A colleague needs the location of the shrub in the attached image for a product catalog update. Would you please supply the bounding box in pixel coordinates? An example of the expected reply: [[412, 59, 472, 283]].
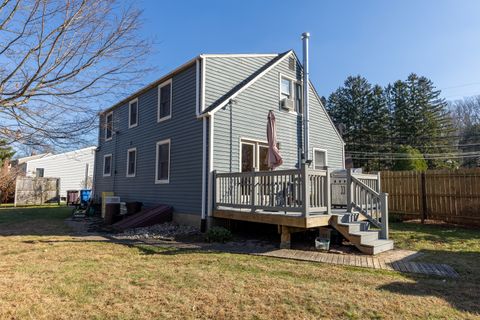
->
[[205, 226, 233, 243], [393, 145, 428, 171]]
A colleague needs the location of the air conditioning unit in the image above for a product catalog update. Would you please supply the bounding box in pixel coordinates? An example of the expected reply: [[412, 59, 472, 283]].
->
[[280, 98, 295, 111]]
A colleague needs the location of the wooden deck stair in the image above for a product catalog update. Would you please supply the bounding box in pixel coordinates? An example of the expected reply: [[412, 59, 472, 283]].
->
[[330, 213, 394, 255]]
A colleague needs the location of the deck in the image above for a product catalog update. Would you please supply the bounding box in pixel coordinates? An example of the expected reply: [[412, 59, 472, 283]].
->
[[213, 167, 391, 254]]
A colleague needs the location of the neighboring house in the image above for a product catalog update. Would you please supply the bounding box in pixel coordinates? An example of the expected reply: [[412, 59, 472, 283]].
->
[[93, 48, 392, 254], [25, 147, 95, 199], [9, 153, 52, 174]]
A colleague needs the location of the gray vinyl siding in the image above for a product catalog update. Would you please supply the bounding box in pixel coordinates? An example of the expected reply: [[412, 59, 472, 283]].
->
[[94, 65, 203, 214], [204, 56, 276, 107], [211, 54, 344, 173]]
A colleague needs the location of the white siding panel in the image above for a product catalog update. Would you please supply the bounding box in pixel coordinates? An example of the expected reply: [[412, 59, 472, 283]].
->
[[25, 147, 96, 197]]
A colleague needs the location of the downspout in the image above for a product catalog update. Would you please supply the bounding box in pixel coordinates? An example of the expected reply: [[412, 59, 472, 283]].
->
[[201, 117, 207, 231], [302, 32, 311, 164], [207, 114, 214, 218]]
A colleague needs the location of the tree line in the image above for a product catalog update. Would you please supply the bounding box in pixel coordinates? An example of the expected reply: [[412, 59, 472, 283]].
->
[[324, 74, 480, 171]]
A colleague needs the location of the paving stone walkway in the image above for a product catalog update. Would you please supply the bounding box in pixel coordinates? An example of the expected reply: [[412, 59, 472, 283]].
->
[[116, 237, 460, 278]]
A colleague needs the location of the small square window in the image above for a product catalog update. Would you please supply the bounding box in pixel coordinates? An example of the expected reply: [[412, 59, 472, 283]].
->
[[103, 154, 112, 177], [129, 99, 138, 128], [35, 168, 44, 177], [281, 78, 292, 98], [314, 149, 327, 170], [126, 148, 136, 177]]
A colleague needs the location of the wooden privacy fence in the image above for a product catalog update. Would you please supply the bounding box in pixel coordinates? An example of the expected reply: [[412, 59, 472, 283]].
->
[[14, 176, 60, 206], [381, 169, 480, 226]]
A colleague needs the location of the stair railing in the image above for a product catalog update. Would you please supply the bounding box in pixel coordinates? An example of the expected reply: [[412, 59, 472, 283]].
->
[[346, 170, 389, 239]]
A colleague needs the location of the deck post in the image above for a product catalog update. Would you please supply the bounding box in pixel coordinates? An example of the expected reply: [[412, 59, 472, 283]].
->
[[250, 168, 256, 213], [212, 170, 217, 211], [279, 225, 291, 249], [380, 192, 389, 239], [325, 167, 331, 215], [301, 164, 309, 217], [376, 171, 381, 192], [346, 169, 353, 212]]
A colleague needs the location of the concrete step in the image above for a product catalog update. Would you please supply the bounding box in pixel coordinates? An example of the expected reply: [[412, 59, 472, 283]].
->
[[359, 239, 395, 255], [349, 230, 380, 244], [330, 214, 394, 255]]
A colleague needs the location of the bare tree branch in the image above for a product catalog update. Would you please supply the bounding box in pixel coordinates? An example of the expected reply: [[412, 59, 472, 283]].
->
[[0, 0, 154, 150]]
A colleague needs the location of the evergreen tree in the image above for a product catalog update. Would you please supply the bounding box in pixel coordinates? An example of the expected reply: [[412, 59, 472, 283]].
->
[[363, 85, 391, 171], [0, 140, 14, 167], [390, 74, 455, 168], [326, 76, 373, 168]]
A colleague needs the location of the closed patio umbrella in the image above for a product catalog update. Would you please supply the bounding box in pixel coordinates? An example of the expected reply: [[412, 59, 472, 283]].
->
[[266, 110, 283, 169]]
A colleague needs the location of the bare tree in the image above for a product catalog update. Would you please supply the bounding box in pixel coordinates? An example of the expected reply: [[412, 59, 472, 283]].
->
[[0, 0, 152, 148], [450, 95, 480, 130]]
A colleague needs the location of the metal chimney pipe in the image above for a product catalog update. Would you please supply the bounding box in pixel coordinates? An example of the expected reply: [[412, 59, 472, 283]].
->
[[302, 32, 310, 163]]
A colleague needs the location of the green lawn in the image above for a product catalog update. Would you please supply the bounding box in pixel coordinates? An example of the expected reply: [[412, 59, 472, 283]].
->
[[0, 207, 479, 319]]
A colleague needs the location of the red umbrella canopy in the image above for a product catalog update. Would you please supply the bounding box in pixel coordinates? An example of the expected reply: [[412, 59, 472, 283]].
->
[[266, 110, 283, 169]]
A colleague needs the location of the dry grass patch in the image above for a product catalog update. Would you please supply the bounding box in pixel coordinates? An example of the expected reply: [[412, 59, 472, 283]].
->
[[0, 207, 479, 319]]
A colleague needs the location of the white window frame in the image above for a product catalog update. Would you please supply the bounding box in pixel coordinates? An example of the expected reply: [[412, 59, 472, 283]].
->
[[239, 138, 277, 172], [155, 139, 171, 184], [126, 147, 137, 178], [279, 75, 293, 99], [128, 98, 138, 129], [105, 111, 113, 141], [103, 154, 112, 177], [157, 79, 172, 122], [313, 148, 328, 169]]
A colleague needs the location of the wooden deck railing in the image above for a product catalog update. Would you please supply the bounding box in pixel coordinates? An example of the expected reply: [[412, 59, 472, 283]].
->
[[214, 166, 331, 217], [347, 170, 389, 239]]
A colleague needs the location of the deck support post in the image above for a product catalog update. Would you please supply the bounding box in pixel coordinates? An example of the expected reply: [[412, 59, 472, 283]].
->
[[280, 225, 291, 249], [380, 192, 389, 239], [346, 169, 353, 212], [250, 168, 256, 213], [325, 167, 331, 215], [301, 164, 309, 217]]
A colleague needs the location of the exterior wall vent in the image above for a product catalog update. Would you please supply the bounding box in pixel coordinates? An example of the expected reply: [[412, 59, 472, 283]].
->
[[288, 57, 295, 71]]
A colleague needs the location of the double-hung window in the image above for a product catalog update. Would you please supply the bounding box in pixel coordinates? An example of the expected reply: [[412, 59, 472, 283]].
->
[[105, 111, 113, 141], [158, 79, 172, 122], [280, 77, 292, 99], [155, 139, 170, 183], [126, 148, 137, 177], [103, 154, 112, 177], [129, 99, 138, 128]]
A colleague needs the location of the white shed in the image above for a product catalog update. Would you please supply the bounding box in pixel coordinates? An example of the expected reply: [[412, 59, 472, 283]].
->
[[25, 146, 96, 199]]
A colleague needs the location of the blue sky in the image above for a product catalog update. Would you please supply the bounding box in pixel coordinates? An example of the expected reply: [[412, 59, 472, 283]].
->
[[138, 0, 480, 100]]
